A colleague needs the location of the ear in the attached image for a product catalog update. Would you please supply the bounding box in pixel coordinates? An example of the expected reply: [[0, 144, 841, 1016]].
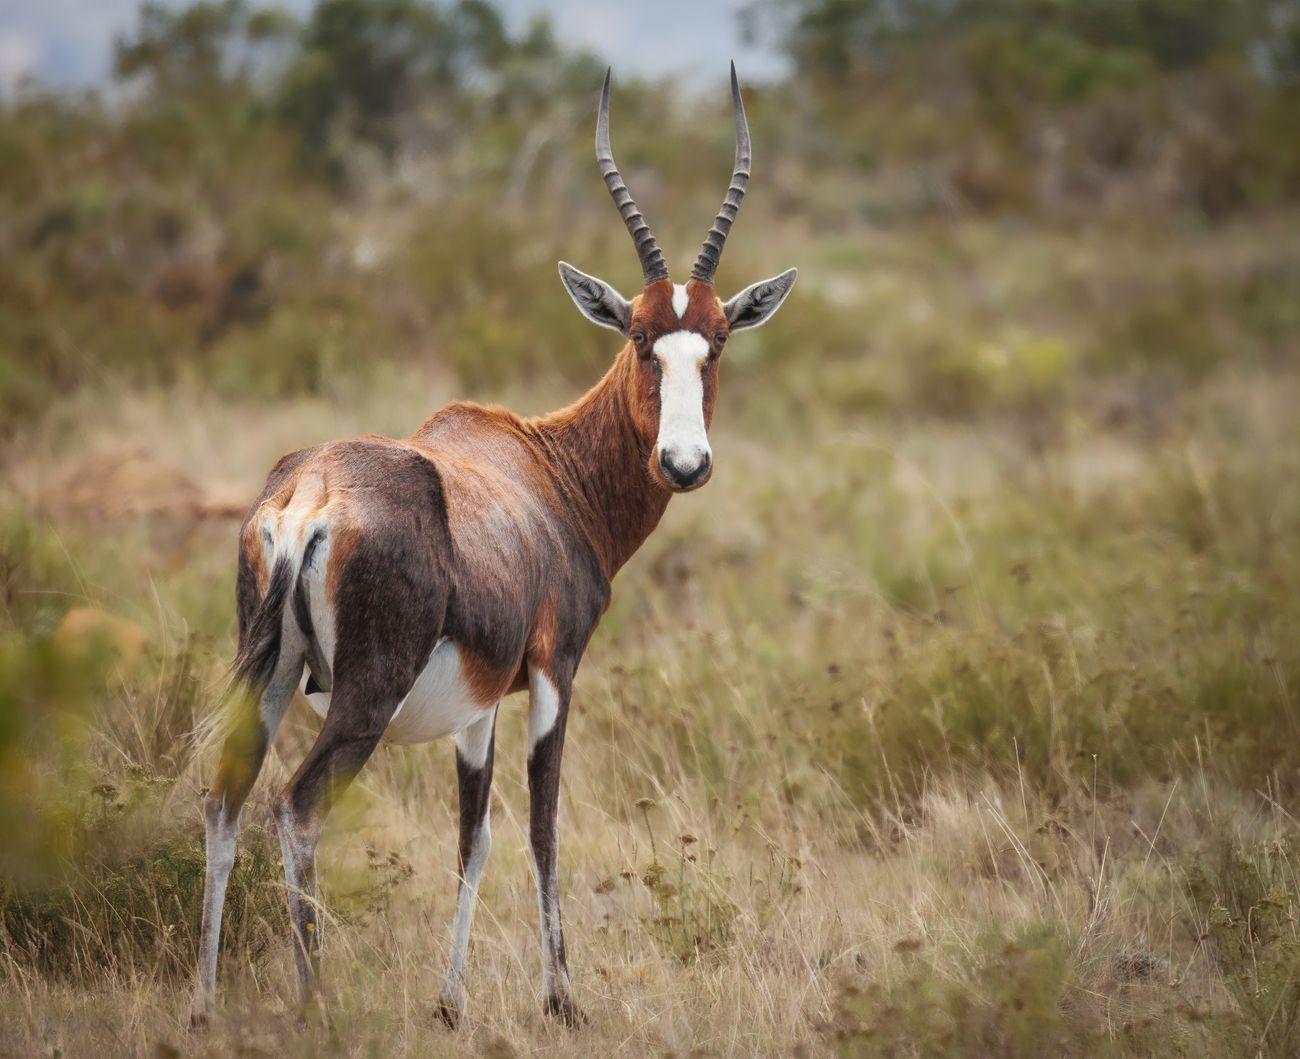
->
[[558, 261, 632, 334], [723, 268, 798, 331]]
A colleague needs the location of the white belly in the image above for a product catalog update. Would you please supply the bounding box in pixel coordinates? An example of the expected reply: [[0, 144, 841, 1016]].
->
[[304, 638, 490, 745]]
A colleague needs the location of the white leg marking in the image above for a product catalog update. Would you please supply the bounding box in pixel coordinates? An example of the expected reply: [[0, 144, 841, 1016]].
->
[[528, 847, 572, 1000], [274, 796, 325, 1000], [191, 669, 298, 1025], [191, 799, 239, 1022], [439, 707, 497, 1023], [456, 703, 496, 769], [444, 813, 490, 985], [530, 848, 554, 995], [528, 668, 560, 752]]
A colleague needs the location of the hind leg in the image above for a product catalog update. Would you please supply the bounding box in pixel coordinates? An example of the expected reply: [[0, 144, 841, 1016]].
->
[[191, 665, 299, 1026], [273, 681, 402, 1006], [272, 472, 448, 1006], [527, 663, 584, 1024], [437, 706, 498, 1026]]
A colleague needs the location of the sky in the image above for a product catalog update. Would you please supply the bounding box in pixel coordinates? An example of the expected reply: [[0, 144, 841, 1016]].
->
[[0, 0, 788, 94]]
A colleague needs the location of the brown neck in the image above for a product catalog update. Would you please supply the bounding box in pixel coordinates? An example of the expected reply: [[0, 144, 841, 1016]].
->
[[531, 345, 670, 579]]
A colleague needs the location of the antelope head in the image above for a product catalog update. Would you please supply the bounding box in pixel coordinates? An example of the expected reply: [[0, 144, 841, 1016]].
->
[[560, 64, 797, 493]]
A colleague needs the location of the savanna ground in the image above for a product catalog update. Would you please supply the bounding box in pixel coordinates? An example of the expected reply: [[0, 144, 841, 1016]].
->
[[4, 2, 1300, 1056]]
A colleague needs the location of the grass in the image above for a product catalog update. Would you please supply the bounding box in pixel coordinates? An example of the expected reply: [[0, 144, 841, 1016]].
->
[[2, 208, 1300, 1056]]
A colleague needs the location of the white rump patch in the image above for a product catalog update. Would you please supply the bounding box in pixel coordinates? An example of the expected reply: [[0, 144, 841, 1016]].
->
[[653, 330, 711, 468], [383, 639, 491, 744], [672, 283, 689, 318], [297, 531, 335, 690]]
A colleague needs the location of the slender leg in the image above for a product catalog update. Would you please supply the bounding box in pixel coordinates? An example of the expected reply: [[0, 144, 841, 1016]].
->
[[190, 663, 298, 1027], [527, 665, 584, 1025], [437, 706, 498, 1027], [273, 684, 398, 1007]]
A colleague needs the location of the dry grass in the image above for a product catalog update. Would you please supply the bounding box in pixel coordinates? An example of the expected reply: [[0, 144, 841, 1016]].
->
[[4, 11, 1299, 1046], [3, 217, 1300, 1055], [2, 754, 1292, 1057]]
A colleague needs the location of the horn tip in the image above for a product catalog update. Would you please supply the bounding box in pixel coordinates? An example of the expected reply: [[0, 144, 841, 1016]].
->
[[597, 68, 611, 146], [730, 62, 744, 110]]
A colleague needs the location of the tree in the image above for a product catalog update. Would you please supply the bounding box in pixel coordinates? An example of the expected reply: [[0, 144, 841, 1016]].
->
[[114, 0, 295, 97]]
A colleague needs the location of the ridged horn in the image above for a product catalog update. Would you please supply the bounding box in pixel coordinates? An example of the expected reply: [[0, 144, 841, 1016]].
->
[[690, 61, 750, 285], [596, 68, 669, 284]]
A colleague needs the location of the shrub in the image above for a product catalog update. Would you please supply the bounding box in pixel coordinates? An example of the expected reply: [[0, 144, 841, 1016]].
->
[[1186, 836, 1300, 1057], [0, 775, 285, 979]]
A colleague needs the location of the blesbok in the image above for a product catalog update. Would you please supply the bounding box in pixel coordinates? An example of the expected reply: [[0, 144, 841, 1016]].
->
[[190, 63, 796, 1028]]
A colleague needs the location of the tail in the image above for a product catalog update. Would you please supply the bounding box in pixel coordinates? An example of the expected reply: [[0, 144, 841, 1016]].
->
[[201, 543, 310, 762], [231, 554, 297, 696], [207, 472, 329, 761]]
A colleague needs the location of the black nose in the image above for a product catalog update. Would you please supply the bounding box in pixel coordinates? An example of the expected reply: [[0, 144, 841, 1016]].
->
[[659, 450, 711, 489]]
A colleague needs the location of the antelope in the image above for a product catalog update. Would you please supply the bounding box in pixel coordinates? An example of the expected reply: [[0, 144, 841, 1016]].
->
[[190, 63, 796, 1029]]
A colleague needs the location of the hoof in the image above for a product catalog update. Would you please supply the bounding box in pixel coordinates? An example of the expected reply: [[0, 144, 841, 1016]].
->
[[436, 997, 462, 1030], [296, 991, 332, 1032], [543, 993, 588, 1028], [436, 981, 466, 1029], [188, 995, 211, 1031]]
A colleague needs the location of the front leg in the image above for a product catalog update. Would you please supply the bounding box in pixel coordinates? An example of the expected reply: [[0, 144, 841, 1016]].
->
[[437, 705, 497, 1027], [527, 664, 584, 1025]]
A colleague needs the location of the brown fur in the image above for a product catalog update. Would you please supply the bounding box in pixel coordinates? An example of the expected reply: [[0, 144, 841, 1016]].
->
[[232, 295, 723, 716], [222, 277, 735, 921]]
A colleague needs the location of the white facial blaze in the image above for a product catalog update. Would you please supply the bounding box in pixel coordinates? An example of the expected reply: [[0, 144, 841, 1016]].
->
[[653, 330, 711, 475]]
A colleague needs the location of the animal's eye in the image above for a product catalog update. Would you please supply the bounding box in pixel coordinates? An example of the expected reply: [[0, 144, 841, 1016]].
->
[[712, 331, 728, 350]]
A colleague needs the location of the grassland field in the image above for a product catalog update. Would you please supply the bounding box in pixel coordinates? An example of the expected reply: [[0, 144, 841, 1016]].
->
[[2, 209, 1300, 1057]]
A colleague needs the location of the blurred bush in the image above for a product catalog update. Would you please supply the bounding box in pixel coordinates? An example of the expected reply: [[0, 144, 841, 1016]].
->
[[0, 777, 285, 979], [1186, 835, 1300, 1056], [827, 922, 1083, 1056], [744, 0, 1300, 218], [0, 507, 277, 989], [2, 0, 1297, 432], [585, 392, 1300, 816]]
